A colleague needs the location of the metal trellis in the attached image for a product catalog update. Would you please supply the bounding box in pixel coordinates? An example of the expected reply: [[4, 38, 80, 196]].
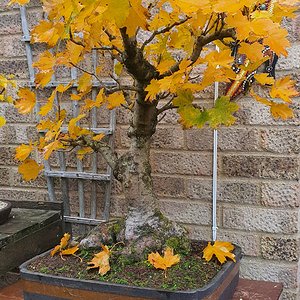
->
[[20, 6, 116, 227]]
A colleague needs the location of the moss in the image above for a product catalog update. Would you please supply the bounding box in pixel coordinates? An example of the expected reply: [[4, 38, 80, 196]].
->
[[165, 235, 191, 256], [109, 218, 125, 242]]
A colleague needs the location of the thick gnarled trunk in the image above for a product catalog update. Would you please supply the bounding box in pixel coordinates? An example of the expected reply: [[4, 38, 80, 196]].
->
[[81, 95, 188, 256]]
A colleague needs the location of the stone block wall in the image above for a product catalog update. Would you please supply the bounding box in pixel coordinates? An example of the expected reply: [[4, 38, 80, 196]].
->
[[0, 3, 299, 299]]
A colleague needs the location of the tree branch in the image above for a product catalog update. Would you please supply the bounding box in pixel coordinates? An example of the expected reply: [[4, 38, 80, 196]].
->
[[70, 62, 103, 84], [159, 27, 236, 79], [141, 17, 191, 52], [120, 27, 158, 85], [80, 136, 118, 170]]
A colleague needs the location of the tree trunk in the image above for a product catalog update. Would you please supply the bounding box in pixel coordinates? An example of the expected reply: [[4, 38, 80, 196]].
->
[[81, 97, 189, 256]]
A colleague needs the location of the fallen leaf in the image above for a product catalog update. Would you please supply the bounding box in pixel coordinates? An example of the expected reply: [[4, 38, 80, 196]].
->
[[203, 241, 236, 264], [87, 245, 111, 276], [50, 233, 79, 259], [148, 247, 180, 276]]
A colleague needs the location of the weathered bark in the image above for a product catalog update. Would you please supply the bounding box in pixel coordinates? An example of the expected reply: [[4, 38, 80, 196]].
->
[[81, 97, 188, 256], [114, 99, 159, 240]]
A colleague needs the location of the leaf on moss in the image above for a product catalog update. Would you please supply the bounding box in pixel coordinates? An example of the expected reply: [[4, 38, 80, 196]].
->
[[87, 245, 111, 276], [148, 247, 180, 274]]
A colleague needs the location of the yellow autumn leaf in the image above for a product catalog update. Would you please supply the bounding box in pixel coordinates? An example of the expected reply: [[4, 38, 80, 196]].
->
[[77, 147, 93, 160], [39, 91, 56, 116], [78, 73, 92, 94], [51, 233, 70, 256], [31, 21, 65, 47], [0, 116, 6, 128], [270, 103, 294, 120], [87, 245, 111, 276], [43, 140, 64, 160], [239, 42, 264, 62], [148, 247, 180, 273], [14, 88, 36, 114], [204, 49, 234, 69], [50, 233, 79, 259], [104, 0, 130, 28], [203, 241, 236, 264], [263, 27, 290, 57], [124, 0, 149, 36], [270, 76, 299, 103], [35, 71, 54, 88], [254, 73, 275, 86], [250, 89, 271, 106], [145, 79, 161, 102], [61, 245, 79, 256], [18, 159, 43, 181], [107, 92, 126, 109], [15, 143, 34, 161], [33, 51, 56, 72], [68, 114, 87, 139], [93, 133, 105, 141], [8, 0, 30, 5], [65, 41, 84, 65], [114, 62, 123, 76]]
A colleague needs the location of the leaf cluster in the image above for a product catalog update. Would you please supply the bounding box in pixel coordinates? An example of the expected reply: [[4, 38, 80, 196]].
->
[[5, 0, 299, 180]]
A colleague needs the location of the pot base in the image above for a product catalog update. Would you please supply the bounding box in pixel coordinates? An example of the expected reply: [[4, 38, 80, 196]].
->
[[21, 246, 241, 300]]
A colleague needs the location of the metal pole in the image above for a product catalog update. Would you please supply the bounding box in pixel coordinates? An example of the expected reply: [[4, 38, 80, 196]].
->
[[212, 46, 220, 241]]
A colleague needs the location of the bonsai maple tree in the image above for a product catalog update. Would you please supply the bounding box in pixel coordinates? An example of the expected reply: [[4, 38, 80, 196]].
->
[[9, 0, 299, 254]]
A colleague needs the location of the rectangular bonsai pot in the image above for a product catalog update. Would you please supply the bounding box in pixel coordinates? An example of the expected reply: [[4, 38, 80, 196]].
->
[[20, 245, 242, 300]]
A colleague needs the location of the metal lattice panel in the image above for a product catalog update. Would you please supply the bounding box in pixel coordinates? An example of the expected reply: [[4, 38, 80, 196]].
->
[[20, 6, 116, 226]]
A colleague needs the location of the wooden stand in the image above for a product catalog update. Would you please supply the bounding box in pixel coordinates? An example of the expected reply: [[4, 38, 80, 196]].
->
[[0, 201, 63, 275]]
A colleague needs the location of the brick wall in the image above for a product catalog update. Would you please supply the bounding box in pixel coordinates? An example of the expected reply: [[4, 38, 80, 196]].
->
[[0, 3, 299, 299]]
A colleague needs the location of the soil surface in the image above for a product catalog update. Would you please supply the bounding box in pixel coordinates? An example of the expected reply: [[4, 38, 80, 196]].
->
[[28, 241, 222, 291]]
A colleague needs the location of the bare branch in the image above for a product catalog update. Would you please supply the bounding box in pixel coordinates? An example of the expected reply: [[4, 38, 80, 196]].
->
[[94, 45, 123, 55], [141, 17, 191, 52], [76, 135, 118, 170], [107, 86, 140, 94], [157, 96, 177, 115], [70, 62, 103, 84]]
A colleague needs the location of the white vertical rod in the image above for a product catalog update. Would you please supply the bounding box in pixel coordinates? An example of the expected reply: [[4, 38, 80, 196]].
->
[[212, 46, 220, 242]]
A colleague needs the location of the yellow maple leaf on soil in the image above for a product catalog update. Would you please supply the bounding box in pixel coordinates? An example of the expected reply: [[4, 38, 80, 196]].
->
[[87, 245, 111, 276], [51, 233, 79, 259], [18, 159, 43, 181], [203, 241, 236, 264], [148, 247, 180, 277]]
